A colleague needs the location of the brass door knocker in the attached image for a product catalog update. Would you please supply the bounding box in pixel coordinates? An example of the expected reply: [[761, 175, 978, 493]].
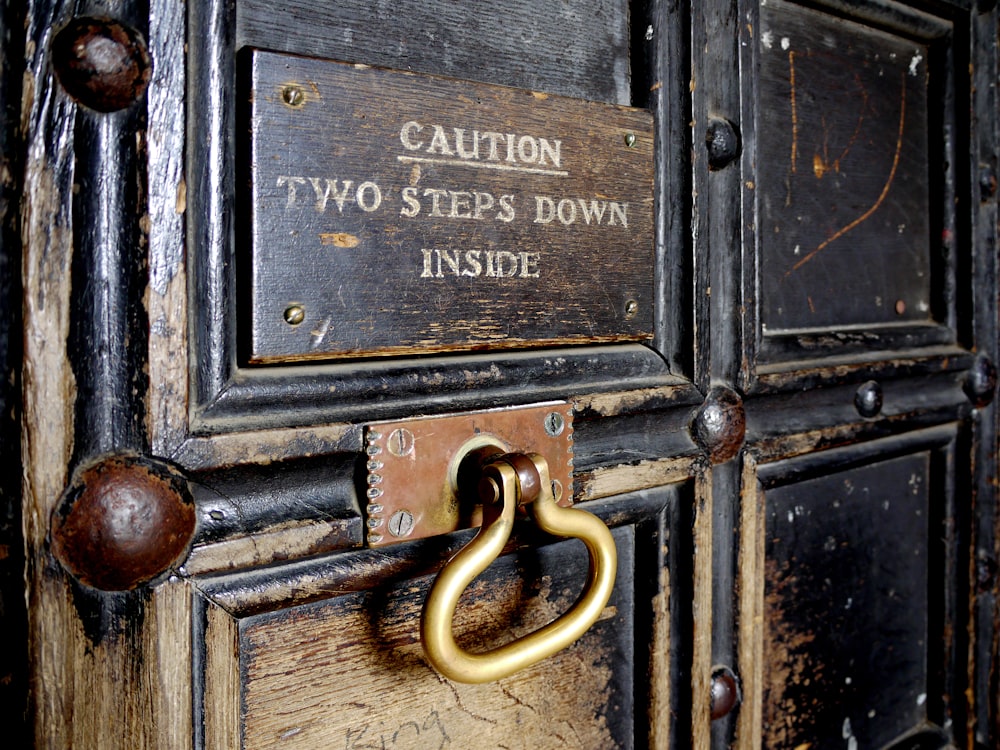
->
[[421, 452, 617, 683]]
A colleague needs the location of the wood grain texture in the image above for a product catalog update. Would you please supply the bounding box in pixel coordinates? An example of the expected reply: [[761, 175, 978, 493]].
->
[[691, 469, 713, 750], [236, 531, 636, 749], [736, 454, 763, 750], [145, 0, 188, 415], [204, 600, 240, 750], [236, 0, 632, 106]]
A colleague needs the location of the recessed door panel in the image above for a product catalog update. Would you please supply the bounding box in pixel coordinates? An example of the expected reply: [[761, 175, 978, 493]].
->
[[761, 451, 943, 748], [758, 0, 932, 333]]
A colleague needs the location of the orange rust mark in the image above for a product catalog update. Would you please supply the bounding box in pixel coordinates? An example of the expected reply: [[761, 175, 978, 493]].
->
[[320, 233, 360, 248], [813, 74, 871, 180], [788, 52, 799, 174], [812, 153, 827, 179], [807, 296, 815, 314], [786, 72, 907, 277]]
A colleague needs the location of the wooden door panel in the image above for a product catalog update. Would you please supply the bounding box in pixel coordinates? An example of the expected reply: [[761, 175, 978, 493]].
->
[[195, 490, 684, 749], [758, 0, 934, 334], [11, 0, 998, 747], [759, 439, 952, 749]]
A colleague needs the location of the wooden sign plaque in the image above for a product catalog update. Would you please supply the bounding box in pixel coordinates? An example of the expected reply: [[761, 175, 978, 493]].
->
[[246, 50, 654, 362]]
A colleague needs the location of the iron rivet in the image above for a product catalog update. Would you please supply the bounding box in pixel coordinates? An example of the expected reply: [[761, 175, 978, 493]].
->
[[544, 411, 566, 437], [964, 354, 998, 407], [710, 667, 741, 720], [625, 299, 639, 318], [51, 17, 151, 112], [50, 455, 195, 591], [624, 132, 637, 148], [282, 85, 305, 107], [388, 509, 415, 538], [284, 304, 305, 325], [854, 380, 883, 418], [690, 387, 746, 464], [705, 118, 741, 171], [980, 166, 998, 201]]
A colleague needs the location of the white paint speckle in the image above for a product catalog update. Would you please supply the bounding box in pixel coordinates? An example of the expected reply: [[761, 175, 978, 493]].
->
[[645, 25, 654, 41], [909, 53, 923, 76], [917, 693, 927, 706], [868, 709, 877, 718], [781, 37, 791, 51], [762, 31, 774, 49], [787, 510, 795, 523], [845, 597, 853, 609], [793, 244, 801, 255], [842, 718, 853, 739], [898, 224, 907, 233], [918, 300, 929, 312], [848, 738, 858, 750], [845, 676, 853, 684]]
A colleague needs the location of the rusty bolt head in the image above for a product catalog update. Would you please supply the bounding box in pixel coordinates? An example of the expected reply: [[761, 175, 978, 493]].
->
[[980, 166, 998, 201], [51, 17, 151, 112], [854, 380, 884, 418], [964, 354, 997, 408], [710, 667, 741, 720], [705, 118, 741, 171], [690, 386, 746, 464], [51, 455, 195, 591]]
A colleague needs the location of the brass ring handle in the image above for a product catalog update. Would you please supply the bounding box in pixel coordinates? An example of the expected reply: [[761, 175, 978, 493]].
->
[[421, 453, 617, 683]]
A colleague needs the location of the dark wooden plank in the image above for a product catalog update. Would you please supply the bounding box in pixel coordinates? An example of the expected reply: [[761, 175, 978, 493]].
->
[[236, 0, 632, 106], [758, 0, 934, 333], [0, 0, 26, 743], [762, 452, 940, 748], [246, 51, 655, 362]]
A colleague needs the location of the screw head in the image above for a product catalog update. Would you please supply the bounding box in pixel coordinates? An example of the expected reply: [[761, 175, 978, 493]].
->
[[283, 304, 305, 325], [386, 428, 415, 457], [282, 85, 305, 107], [544, 411, 566, 437], [623, 132, 637, 148], [625, 299, 639, 318], [388, 509, 415, 538]]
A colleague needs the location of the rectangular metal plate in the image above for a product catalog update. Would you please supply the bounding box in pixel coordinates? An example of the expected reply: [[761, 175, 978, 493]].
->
[[363, 403, 574, 547], [246, 50, 654, 362]]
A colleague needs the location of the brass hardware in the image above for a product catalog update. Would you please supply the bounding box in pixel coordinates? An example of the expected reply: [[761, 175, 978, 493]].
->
[[364, 403, 574, 547], [421, 452, 617, 683]]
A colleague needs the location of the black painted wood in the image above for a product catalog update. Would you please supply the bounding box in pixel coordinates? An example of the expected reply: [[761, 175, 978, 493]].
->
[[236, 0, 633, 106], [760, 447, 951, 748], [0, 0, 26, 743]]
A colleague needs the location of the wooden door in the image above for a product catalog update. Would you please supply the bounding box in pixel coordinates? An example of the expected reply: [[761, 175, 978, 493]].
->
[[6, 0, 999, 748]]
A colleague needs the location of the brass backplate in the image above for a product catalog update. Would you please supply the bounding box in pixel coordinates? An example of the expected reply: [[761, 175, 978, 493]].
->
[[363, 402, 574, 547]]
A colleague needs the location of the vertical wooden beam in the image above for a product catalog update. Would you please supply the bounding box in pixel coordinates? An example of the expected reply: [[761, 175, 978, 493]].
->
[[736, 453, 763, 750], [692, 466, 713, 750]]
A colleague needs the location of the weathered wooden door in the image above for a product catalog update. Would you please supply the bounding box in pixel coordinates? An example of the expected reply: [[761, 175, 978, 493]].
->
[[5, 0, 999, 748]]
